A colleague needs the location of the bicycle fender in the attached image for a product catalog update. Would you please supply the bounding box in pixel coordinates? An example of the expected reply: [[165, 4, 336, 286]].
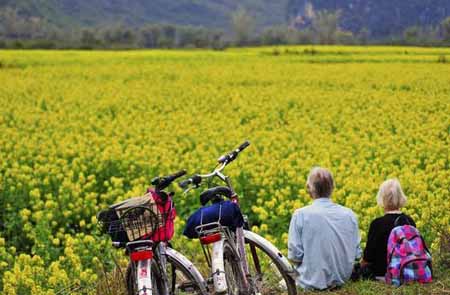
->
[[137, 259, 153, 295], [165, 247, 209, 294], [243, 230, 297, 279], [211, 239, 228, 293]]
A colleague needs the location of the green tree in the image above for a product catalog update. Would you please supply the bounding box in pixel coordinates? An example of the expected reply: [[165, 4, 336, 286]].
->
[[231, 8, 255, 46], [261, 26, 288, 45], [358, 28, 370, 45], [80, 29, 101, 48], [442, 17, 450, 42], [404, 26, 421, 44], [139, 24, 161, 48], [311, 10, 341, 44], [403, 25, 439, 46], [336, 30, 355, 45]]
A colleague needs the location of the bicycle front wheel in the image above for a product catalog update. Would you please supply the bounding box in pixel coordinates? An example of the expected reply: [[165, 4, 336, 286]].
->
[[244, 231, 297, 295], [165, 247, 208, 295]]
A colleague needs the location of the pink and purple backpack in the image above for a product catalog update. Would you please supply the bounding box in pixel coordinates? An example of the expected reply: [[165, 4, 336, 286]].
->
[[385, 217, 432, 286]]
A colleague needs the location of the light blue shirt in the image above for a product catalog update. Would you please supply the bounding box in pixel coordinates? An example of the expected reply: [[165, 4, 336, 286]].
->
[[288, 198, 361, 290]]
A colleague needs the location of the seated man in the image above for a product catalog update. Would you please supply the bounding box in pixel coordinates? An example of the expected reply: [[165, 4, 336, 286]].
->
[[288, 167, 361, 290]]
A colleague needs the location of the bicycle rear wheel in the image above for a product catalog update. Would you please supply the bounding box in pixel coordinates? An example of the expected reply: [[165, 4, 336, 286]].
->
[[126, 248, 207, 295], [244, 232, 297, 295], [223, 241, 247, 295], [126, 260, 166, 295]]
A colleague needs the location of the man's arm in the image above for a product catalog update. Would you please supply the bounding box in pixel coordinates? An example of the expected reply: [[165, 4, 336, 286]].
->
[[288, 211, 304, 266], [362, 220, 377, 264], [352, 212, 362, 261]]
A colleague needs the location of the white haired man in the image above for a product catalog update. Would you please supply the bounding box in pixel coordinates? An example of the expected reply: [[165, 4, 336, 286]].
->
[[288, 167, 361, 290]]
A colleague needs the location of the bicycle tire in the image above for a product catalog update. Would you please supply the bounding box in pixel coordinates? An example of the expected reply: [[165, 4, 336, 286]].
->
[[223, 241, 247, 295], [244, 233, 297, 295], [126, 260, 167, 295], [165, 248, 208, 295], [126, 250, 207, 295]]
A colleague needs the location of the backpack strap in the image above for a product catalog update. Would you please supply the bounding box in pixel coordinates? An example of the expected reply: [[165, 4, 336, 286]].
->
[[394, 214, 411, 227], [419, 235, 433, 276]]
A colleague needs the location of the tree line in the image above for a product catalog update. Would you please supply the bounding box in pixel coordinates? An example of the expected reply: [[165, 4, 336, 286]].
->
[[1, 7, 450, 49]]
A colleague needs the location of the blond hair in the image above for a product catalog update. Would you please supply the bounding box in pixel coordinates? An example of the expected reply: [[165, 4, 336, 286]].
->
[[306, 167, 334, 198], [376, 179, 407, 210]]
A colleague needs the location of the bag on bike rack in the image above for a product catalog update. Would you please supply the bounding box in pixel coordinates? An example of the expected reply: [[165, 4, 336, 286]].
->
[[146, 188, 176, 242], [183, 200, 244, 239]]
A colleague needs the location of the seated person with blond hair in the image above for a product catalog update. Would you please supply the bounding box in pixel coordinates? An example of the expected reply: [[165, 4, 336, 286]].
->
[[288, 167, 361, 290], [361, 179, 415, 280]]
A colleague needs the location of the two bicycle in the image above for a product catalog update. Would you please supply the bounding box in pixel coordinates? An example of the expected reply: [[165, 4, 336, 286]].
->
[[97, 141, 297, 295]]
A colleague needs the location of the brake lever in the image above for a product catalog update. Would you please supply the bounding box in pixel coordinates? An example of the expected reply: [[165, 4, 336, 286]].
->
[[183, 187, 193, 194], [182, 182, 202, 195], [218, 155, 227, 164]]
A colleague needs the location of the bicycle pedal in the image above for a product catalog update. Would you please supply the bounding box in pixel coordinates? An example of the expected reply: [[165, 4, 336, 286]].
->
[[177, 282, 196, 292]]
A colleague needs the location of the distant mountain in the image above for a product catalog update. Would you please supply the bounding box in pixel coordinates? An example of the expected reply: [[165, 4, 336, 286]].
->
[[287, 0, 450, 37], [0, 0, 288, 29], [1, 0, 449, 38]]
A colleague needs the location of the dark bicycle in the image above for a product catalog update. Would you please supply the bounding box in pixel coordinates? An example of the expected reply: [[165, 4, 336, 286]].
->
[[179, 141, 297, 295]]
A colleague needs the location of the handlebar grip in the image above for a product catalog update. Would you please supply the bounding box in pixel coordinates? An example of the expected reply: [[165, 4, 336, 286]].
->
[[238, 140, 250, 152], [192, 175, 202, 185], [179, 174, 202, 189], [155, 169, 187, 191], [217, 155, 227, 164], [172, 170, 187, 179], [179, 179, 192, 189]]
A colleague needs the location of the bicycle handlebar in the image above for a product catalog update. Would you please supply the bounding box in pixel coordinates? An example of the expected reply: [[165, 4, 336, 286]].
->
[[179, 174, 202, 189], [179, 141, 250, 191], [217, 140, 250, 164], [152, 169, 187, 191]]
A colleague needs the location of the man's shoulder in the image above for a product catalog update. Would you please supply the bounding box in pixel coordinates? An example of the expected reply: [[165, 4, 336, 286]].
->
[[294, 204, 314, 215], [334, 203, 358, 218], [292, 205, 316, 220]]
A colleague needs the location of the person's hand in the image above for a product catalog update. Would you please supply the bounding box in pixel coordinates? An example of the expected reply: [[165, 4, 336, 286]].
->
[[360, 259, 369, 267]]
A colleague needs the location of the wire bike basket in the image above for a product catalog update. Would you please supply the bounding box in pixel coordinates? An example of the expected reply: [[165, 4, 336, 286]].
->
[[98, 193, 172, 243]]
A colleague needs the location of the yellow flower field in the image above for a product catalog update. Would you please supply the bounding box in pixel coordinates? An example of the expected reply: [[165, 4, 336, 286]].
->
[[0, 46, 449, 294]]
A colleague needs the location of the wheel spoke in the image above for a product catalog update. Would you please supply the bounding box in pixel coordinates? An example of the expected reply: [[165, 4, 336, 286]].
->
[[244, 240, 295, 295]]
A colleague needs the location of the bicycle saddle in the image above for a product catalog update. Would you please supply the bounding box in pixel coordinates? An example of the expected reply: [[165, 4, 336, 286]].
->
[[200, 186, 233, 206]]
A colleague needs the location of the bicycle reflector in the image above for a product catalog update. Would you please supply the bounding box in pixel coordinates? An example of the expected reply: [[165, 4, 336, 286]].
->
[[130, 250, 153, 261], [199, 233, 222, 245]]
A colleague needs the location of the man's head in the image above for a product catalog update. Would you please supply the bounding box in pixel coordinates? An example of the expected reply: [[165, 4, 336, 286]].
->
[[306, 167, 334, 199]]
